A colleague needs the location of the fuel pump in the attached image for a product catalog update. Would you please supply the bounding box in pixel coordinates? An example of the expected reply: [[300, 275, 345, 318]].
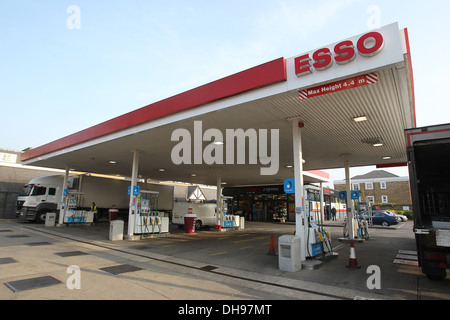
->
[[304, 186, 334, 260], [134, 190, 169, 236], [216, 196, 240, 229]]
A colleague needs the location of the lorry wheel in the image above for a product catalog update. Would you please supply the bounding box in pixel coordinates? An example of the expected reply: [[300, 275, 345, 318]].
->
[[195, 220, 202, 230], [36, 211, 48, 224]]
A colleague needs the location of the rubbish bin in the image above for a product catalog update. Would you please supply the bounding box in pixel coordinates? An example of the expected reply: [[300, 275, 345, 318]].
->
[[108, 206, 119, 222], [278, 235, 302, 272], [45, 212, 56, 227], [184, 213, 196, 234], [109, 220, 124, 241]]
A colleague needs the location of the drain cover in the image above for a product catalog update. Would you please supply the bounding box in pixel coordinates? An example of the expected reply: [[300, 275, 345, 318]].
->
[[199, 265, 218, 271], [25, 242, 53, 246], [4, 276, 62, 293], [55, 251, 89, 257], [0, 258, 17, 265], [100, 264, 143, 275]]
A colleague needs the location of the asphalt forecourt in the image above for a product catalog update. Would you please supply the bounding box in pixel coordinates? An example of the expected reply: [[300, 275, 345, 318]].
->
[[3, 219, 449, 302]]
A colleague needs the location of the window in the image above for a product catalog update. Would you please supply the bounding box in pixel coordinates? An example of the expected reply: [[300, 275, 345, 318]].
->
[[381, 195, 388, 203], [380, 182, 386, 189], [366, 196, 375, 203], [31, 186, 46, 196], [48, 188, 56, 196], [365, 182, 373, 190], [373, 211, 383, 217], [352, 183, 360, 191]]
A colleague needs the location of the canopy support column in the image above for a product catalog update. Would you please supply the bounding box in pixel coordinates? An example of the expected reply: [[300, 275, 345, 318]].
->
[[344, 154, 355, 240], [127, 150, 140, 239], [216, 169, 222, 226], [57, 166, 70, 226], [292, 120, 306, 262]]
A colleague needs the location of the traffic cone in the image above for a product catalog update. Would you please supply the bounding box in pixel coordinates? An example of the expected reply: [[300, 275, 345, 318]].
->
[[268, 234, 276, 255], [346, 241, 361, 269]]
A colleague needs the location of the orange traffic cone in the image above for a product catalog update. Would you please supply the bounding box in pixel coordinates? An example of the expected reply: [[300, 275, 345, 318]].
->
[[268, 234, 276, 255], [346, 241, 361, 269]]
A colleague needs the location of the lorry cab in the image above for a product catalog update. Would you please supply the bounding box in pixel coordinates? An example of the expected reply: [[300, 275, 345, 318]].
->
[[17, 175, 63, 223]]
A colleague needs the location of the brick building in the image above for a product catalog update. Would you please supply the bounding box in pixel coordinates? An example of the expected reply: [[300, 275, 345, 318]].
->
[[334, 170, 412, 209]]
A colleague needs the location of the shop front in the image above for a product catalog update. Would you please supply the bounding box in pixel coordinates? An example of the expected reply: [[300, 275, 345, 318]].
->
[[223, 185, 341, 223]]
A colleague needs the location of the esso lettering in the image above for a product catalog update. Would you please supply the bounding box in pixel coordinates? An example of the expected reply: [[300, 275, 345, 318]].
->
[[312, 48, 333, 71], [356, 31, 384, 57], [334, 40, 356, 65], [295, 31, 384, 77]]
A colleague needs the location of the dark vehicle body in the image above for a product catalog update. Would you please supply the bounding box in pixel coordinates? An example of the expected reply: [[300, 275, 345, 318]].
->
[[406, 124, 450, 280], [359, 210, 398, 227]]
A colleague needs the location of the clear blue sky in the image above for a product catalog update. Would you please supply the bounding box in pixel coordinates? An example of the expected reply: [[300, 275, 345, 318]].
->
[[1, 0, 449, 181]]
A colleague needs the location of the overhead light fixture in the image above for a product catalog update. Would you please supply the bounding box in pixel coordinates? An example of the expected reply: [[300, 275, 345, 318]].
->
[[158, 168, 166, 172], [286, 165, 293, 168], [191, 173, 197, 177], [383, 156, 392, 160], [213, 141, 224, 145], [353, 116, 368, 123], [373, 142, 383, 147], [108, 160, 117, 164], [362, 138, 383, 147]]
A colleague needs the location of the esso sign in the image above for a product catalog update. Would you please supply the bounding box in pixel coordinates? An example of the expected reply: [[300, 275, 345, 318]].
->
[[295, 31, 385, 77]]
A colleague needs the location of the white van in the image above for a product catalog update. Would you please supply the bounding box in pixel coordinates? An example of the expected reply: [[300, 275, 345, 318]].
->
[[172, 200, 217, 229]]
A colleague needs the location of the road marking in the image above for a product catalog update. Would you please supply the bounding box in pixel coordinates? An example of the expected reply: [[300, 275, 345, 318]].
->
[[232, 236, 268, 244], [210, 251, 228, 256], [239, 246, 253, 250], [333, 244, 345, 251]]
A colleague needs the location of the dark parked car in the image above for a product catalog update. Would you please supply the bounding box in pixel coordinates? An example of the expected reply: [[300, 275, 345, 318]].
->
[[359, 210, 399, 227]]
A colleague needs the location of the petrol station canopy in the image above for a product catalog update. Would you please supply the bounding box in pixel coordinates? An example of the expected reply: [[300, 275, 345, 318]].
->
[[21, 23, 415, 187]]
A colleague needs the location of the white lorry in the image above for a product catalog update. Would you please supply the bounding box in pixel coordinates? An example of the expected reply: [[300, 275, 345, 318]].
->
[[16, 174, 173, 223]]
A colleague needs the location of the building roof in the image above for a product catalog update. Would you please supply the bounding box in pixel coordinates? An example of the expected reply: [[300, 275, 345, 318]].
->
[[351, 170, 399, 180]]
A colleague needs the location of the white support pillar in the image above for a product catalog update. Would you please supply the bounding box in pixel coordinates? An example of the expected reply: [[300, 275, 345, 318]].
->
[[344, 155, 355, 239], [216, 169, 222, 226], [127, 150, 140, 239], [57, 166, 70, 226], [292, 120, 306, 262], [320, 182, 324, 223]]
